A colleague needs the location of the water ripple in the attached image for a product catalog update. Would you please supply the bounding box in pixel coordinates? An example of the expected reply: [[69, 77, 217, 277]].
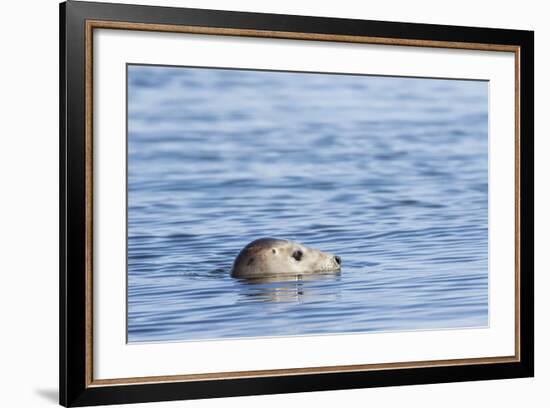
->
[[127, 65, 488, 342]]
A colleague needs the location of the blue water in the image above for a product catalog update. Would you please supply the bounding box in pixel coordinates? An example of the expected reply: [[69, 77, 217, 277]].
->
[[127, 65, 488, 343]]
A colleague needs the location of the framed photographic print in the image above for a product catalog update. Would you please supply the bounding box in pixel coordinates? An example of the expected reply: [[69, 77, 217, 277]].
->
[[59, 0, 534, 406]]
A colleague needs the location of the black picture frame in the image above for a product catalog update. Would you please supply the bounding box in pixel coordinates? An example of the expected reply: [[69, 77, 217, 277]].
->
[[60, 1, 534, 406]]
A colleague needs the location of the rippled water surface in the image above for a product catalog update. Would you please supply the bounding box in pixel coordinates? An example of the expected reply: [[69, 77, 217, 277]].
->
[[127, 65, 488, 343]]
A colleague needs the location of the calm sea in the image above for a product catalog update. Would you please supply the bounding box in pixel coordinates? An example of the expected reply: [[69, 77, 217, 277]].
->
[[127, 65, 488, 343]]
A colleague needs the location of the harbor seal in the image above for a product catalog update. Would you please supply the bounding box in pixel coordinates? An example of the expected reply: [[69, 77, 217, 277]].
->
[[231, 238, 341, 279]]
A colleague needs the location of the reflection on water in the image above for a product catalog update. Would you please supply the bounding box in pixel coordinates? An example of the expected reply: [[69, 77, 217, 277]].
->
[[235, 273, 342, 303], [127, 65, 489, 343]]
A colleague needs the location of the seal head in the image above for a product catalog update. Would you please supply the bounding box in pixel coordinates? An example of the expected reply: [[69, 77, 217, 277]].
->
[[231, 238, 341, 279]]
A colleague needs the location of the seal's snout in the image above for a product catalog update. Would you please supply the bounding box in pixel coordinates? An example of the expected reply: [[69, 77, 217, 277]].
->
[[334, 256, 342, 266]]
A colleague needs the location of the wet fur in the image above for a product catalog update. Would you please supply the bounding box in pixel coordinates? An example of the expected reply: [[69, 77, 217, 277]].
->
[[231, 238, 341, 278]]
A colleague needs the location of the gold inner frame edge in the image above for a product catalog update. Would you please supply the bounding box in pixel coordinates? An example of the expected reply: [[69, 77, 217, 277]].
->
[[84, 19, 521, 388]]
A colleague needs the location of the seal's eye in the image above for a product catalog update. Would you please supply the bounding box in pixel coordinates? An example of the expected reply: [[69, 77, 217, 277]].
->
[[292, 250, 303, 261], [272, 248, 277, 254]]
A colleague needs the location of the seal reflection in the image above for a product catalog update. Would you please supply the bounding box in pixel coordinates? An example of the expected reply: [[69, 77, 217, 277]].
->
[[235, 272, 342, 303]]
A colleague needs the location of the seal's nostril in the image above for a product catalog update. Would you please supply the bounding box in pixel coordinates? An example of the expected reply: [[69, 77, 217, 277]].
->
[[334, 256, 341, 265]]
